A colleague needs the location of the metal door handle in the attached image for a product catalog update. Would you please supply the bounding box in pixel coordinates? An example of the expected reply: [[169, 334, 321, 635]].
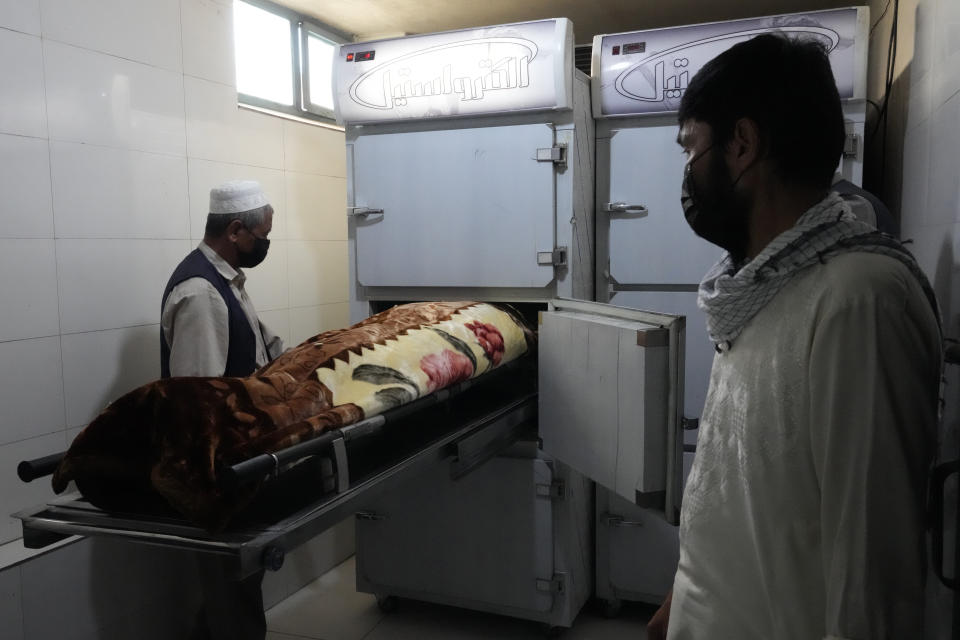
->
[[602, 513, 644, 528], [605, 202, 648, 215], [347, 207, 384, 217]]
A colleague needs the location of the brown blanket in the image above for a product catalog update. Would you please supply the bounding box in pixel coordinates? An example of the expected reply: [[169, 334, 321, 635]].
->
[[52, 302, 535, 530]]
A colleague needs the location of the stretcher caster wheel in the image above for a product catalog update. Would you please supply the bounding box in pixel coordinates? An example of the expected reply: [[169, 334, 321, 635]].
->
[[602, 598, 622, 618], [376, 595, 398, 613]]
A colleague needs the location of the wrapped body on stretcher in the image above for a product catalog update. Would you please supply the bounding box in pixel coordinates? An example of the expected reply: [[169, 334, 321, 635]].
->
[[50, 302, 536, 531]]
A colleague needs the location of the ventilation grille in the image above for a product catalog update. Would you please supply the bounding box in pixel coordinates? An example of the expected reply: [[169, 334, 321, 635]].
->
[[574, 44, 592, 75]]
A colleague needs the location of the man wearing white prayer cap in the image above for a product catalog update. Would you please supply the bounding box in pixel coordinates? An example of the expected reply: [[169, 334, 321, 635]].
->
[[161, 179, 284, 379], [160, 180, 284, 640]]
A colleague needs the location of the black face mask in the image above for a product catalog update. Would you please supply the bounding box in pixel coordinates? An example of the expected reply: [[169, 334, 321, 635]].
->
[[237, 234, 270, 268], [680, 145, 752, 264]]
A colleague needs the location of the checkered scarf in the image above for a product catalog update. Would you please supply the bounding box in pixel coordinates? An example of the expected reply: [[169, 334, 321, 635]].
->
[[698, 192, 939, 349]]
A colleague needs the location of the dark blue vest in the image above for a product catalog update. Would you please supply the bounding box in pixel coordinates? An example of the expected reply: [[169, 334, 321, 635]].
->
[[160, 248, 261, 378]]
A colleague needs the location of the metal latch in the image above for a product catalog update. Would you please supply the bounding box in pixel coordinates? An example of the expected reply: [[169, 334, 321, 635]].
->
[[537, 247, 567, 267], [536, 480, 565, 500], [843, 133, 860, 158], [536, 573, 566, 594], [602, 512, 645, 528], [347, 206, 384, 217], [355, 511, 386, 521], [682, 416, 700, 430], [536, 144, 567, 167], [605, 202, 649, 216]]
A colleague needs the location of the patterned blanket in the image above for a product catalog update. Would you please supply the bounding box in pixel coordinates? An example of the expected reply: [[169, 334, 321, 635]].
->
[[52, 302, 535, 530]]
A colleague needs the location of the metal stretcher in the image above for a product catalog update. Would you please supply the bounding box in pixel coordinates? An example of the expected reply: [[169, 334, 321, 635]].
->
[[15, 357, 537, 580]]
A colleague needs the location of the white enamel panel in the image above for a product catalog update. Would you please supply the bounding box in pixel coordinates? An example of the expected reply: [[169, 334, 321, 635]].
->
[[40, 0, 181, 71], [56, 239, 191, 333], [0, 0, 40, 34], [0, 567, 23, 640], [286, 172, 347, 241], [244, 239, 289, 312], [44, 41, 186, 155], [61, 325, 160, 429], [0, 29, 46, 137], [289, 302, 350, 345], [0, 336, 64, 446], [181, 0, 235, 85], [0, 133, 53, 238], [186, 159, 286, 240], [336, 18, 573, 124], [604, 124, 720, 285], [184, 76, 284, 169], [0, 432, 66, 544], [283, 120, 347, 177], [0, 239, 59, 341], [289, 240, 348, 307], [354, 124, 556, 287], [51, 141, 189, 239]]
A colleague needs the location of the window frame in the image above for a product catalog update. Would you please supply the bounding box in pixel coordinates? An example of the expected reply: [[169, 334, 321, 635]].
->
[[234, 0, 349, 125]]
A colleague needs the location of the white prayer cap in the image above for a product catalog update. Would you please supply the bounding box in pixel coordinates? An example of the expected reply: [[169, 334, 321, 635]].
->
[[209, 180, 270, 215]]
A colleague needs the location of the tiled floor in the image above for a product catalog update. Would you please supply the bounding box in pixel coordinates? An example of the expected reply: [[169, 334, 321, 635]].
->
[[265, 556, 654, 640]]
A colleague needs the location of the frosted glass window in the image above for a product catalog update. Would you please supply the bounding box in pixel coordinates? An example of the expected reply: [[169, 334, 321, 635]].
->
[[307, 34, 336, 111], [234, 0, 294, 106]]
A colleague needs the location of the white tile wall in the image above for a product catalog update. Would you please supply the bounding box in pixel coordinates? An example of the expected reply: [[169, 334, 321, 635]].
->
[[900, 122, 931, 232], [39, 0, 182, 72], [1, 0, 349, 630], [0, 336, 65, 445], [259, 308, 291, 348], [51, 141, 190, 239], [56, 239, 190, 333], [285, 172, 347, 241], [187, 158, 287, 240], [181, 0, 235, 86], [926, 94, 960, 227], [0, 29, 46, 138], [0, 432, 66, 543], [288, 241, 348, 308], [290, 303, 350, 345], [184, 76, 284, 168], [0, 566, 23, 640], [0, 239, 59, 341], [0, 134, 53, 238], [61, 325, 160, 429], [44, 41, 186, 155], [245, 239, 290, 312], [282, 120, 347, 177], [0, 0, 40, 35]]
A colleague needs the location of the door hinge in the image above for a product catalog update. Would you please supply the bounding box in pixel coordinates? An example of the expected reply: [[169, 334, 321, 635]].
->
[[536, 573, 566, 594], [536, 144, 567, 167], [536, 479, 565, 500], [843, 133, 860, 158], [537, 247, 567, 267]]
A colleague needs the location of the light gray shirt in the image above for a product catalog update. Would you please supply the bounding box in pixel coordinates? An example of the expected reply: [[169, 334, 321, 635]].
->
[[161, 242, 284, 377]]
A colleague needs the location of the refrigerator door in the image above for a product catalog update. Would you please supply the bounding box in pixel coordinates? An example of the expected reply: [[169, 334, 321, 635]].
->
[[538, 298, 684, 521], [601, 123, 721, 286], [355, 455, 556, 614], [352, 123, 558, 288]]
